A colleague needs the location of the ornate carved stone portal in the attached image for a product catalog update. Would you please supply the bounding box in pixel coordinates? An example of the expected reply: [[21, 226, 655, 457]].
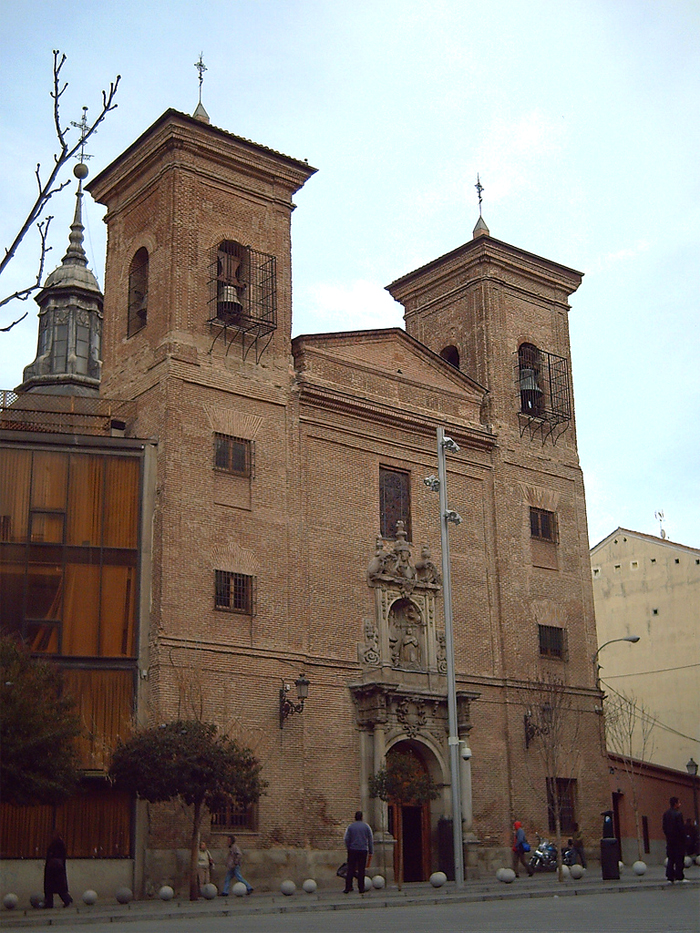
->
[[361, 523, 444, 673]]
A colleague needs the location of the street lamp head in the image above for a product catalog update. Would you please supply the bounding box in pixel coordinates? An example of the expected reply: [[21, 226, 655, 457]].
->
[[441, 436, 460, 453], [625, 636, 641, 644], [687, 758, 698, 778]]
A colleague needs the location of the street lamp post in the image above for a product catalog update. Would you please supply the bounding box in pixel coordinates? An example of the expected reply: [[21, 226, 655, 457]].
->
[[593, 636, 640, 691], [687, 758, 699, 834], [434, 426, 464, 888]]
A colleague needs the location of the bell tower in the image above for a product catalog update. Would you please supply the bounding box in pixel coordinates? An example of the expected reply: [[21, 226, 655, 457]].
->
[[387, 216, 583, 447], [87, 108, 316, 398]]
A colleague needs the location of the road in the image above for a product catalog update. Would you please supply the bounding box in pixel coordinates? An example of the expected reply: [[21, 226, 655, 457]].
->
[[3, 887, 697, 933]]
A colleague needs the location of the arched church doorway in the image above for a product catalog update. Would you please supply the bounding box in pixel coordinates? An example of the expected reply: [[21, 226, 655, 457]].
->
[[386, 742, 433, 882]]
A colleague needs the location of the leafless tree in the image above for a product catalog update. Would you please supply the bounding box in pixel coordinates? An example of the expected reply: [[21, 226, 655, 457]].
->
[[519, 673, 585, 881], [1, 50, 119, 332], [604, 686, 656, 861]]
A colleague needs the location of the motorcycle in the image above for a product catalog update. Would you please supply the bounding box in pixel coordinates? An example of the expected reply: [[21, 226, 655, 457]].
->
[[529, 834, 577, 872]]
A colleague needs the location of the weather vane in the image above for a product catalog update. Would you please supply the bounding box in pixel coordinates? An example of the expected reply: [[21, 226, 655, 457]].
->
[[195, 53, 207, 104], [71, 107, 93, 164], [475, 173, 484, 217]]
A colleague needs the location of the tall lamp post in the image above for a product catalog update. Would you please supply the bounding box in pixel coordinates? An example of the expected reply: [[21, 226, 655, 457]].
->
[[593, 636, 640, 691], [426, 427, 464, 887], [687, 758, 699, 834]]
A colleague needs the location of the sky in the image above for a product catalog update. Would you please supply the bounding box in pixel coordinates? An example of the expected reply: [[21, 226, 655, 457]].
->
[[1, 0, 698, 549]]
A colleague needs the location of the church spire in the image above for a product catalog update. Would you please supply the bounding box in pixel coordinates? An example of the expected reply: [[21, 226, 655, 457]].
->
[[17, 160, 103, 396]]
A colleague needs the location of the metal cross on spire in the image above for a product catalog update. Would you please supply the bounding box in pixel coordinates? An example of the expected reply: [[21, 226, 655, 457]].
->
[[195, 53, 207, 104], [71, 107, 94, 164], [475, 173, 484, 217]]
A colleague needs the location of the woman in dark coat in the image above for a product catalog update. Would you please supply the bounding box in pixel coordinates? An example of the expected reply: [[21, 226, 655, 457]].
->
[[44, 830, 72, 908]]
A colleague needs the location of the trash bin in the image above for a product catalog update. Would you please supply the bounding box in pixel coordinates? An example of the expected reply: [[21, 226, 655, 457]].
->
[[600, 837, 620, 880]]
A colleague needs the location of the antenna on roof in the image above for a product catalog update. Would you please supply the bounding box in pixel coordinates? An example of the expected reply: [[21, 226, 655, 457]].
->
[[654, 510, 667, 539]]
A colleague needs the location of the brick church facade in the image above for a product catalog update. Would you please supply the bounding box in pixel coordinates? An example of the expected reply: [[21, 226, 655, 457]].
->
[[1, 105, 608, 895]]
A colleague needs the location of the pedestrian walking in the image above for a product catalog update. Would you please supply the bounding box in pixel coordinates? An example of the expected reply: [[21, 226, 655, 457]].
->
[[196, 839, 214, 890], [221, 835, 253, 895], [572, 822, 587, 868], [343, 810, 374, 893], [511, 820, 534, 877], [662, 796, 687, 883], [43, 830, 73, 908]]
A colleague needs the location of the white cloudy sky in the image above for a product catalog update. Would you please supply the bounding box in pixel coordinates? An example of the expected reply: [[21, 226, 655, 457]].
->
[[1, 0, 698, 548]]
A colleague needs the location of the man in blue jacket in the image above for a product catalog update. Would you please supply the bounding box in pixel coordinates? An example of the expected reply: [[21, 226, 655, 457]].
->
[[343, 811, 374, 893]]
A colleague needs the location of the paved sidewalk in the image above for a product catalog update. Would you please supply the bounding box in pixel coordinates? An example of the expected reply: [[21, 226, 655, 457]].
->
[[1, 863, 698, 929]]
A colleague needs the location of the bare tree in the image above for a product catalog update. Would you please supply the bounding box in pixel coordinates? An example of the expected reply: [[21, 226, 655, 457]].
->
[[604, 686, 656, 861], [519, 673, 585, 881], [1, 50, 120, 332]]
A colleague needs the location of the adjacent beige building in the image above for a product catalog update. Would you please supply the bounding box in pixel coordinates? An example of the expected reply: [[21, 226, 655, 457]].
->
[[591, 528, 700, 772]]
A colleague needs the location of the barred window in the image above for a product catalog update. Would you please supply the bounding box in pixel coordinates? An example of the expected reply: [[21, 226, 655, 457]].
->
[[127, 248, 148, 337], [214, 434, 253, 477], [538, 624, 567, 660], [379, 467, 411, 540], [210, 801, 257, 832], [530, 507, 557, 542], [214, 570, 254, 615]]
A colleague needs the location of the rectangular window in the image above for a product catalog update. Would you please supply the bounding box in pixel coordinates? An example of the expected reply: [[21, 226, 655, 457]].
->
[[547, 778, 577, 834], [379, 467, 411, 540], [642, 815, 650, 854], [530, 507, 557, 541], [214, 434, 253, 477], [215, 570, 254, 615], [210, 801, 257, 832], [538, 624, 567, 660]]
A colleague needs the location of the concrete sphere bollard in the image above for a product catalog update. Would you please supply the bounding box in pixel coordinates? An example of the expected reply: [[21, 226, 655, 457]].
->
[[684, 856, 693, 868], [560, 864, 571, 879], [201, 883, 217, 899], [501, 868, 516, 884], [570, 864, 584, 880], [302, 879, 317, 894], [232, 882, 247, 897], [495, 868, 507, 881], [159, 886, 174, 901], [372, 875, 386, 889], [30, 893, 45, 909], [280, 880, 296, 896], [633, 860, 647, 876], [3, 894, 18, 910], [82, 890, 98, 905], [429, 871, 447, 888], [363, 876, 373, 891], [696, 855, 700, 867], [115, 887, 133, 904]]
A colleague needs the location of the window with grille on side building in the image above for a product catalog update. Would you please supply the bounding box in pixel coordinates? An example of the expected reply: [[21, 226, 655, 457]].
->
[[538, 624, 567, 660], [379, 467, 411, 540], [547, 777, 577, 834], [210, 801, 257, 832], [214, 570, 254, 615], [214, 434, 252, 477]]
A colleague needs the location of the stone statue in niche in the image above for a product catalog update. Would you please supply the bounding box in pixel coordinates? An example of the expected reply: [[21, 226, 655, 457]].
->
[[436, 631, 447, 674], [415, 545, 441, 585], [389, 597, 424, 670]]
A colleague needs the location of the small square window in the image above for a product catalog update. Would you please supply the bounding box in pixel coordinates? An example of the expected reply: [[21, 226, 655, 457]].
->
[[592, 567, 601, 577], [530, 508, 557, 542], [214, 434, 253, 477], [630, 561, 639, 570], [215, 570, 254, 615], [538, 624, 567, 660]]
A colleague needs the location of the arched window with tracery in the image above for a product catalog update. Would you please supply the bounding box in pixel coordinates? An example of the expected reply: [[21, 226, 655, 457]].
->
[[127, 248, 148, 336]]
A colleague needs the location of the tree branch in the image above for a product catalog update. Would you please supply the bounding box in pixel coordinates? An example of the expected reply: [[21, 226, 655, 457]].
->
[[1, 51, 120, 331]]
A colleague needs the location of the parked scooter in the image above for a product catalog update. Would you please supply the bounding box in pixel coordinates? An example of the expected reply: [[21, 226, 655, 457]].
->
[[529, 834, 577, 872]]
